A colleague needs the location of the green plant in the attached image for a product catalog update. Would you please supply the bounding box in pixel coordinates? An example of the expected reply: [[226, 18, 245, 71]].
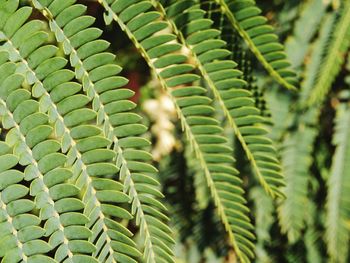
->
[[0, 0, 350, 263]]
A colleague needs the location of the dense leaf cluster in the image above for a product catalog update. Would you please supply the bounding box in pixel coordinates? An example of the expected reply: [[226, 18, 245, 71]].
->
[[0, 0, 349, 263]]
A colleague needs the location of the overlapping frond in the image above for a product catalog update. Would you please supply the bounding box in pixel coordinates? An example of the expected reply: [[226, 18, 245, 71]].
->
[[307, 1, 350, 106], [326, 98, 350, 263], [152, 0, 284, 199], [214, 0, 298, 90], [285, 0, 327, 69], [250, 187, 274, 263], [205, 2, 272, 119], [261, 0, 327, 143], [278, 115, 318, 242], [0, 2, 140, 262], [30, 0, 174, 261], [0, 51, 96, 262], [98, 0, 255, 261], [278, 14, 336, 242], [299, 13, 336, 104]]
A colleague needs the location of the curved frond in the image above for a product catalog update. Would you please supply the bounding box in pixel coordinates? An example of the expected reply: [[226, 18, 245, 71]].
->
[[0, 3, 139, 262], [214, 0, 298, 91], [307, 1, 350, 106], [278, 14, 336, 242], [30, 1, 175, 261], [326, 99, 350, 263], [98, 0, 256, 261], [153, 0, 284, 198]]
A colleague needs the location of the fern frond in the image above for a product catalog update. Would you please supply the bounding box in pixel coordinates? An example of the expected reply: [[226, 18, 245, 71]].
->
[[0, 51, 97, 262], [285, 0, 327, 69], [307, 1, 350, 106], [214, 0, 298, 91], [98, 1, 255, 261], [205, 3, 272, 118], [0, 139, 54, 262], [0, 3, 140, 262], [277, 115, 318, 242], [152, 0, 284, 199], [299, 13, 336, 105], [250, 187, 274, 263], [304, 202, 323, 263], [278, 14, 336, 242], [29, 1, 174, 262], [33, 0, 172, 260], [326, 99, 350, 263]]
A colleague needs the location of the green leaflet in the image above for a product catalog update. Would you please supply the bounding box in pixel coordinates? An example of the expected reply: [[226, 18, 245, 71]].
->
[[326, 99, 350, 263], [214, 0, 298, 91], [98, 0, 255, 262], [32, 0, 174, 261], [155, 0, 284, 199]]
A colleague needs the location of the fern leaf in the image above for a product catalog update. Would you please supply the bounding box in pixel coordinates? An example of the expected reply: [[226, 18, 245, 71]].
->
[[326, 100, 350, 263], [307, 1, 350, 106], [250, 187, 274, 263], [30, 0, 175, 261], [261, 0, 328, 142], [0, 51, 98, 262], [278, 14, 336, 242], [299, 13, 336, 105], [213, 0, 298, 91], [0, 139, 55, 262], [152, 0, 284, 199], [0, 3, 139, 262], [304, 202, 323, 263], [98, 1, 255, 262], [285, 0, 327, 69], [277, 115, 318, 242]]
